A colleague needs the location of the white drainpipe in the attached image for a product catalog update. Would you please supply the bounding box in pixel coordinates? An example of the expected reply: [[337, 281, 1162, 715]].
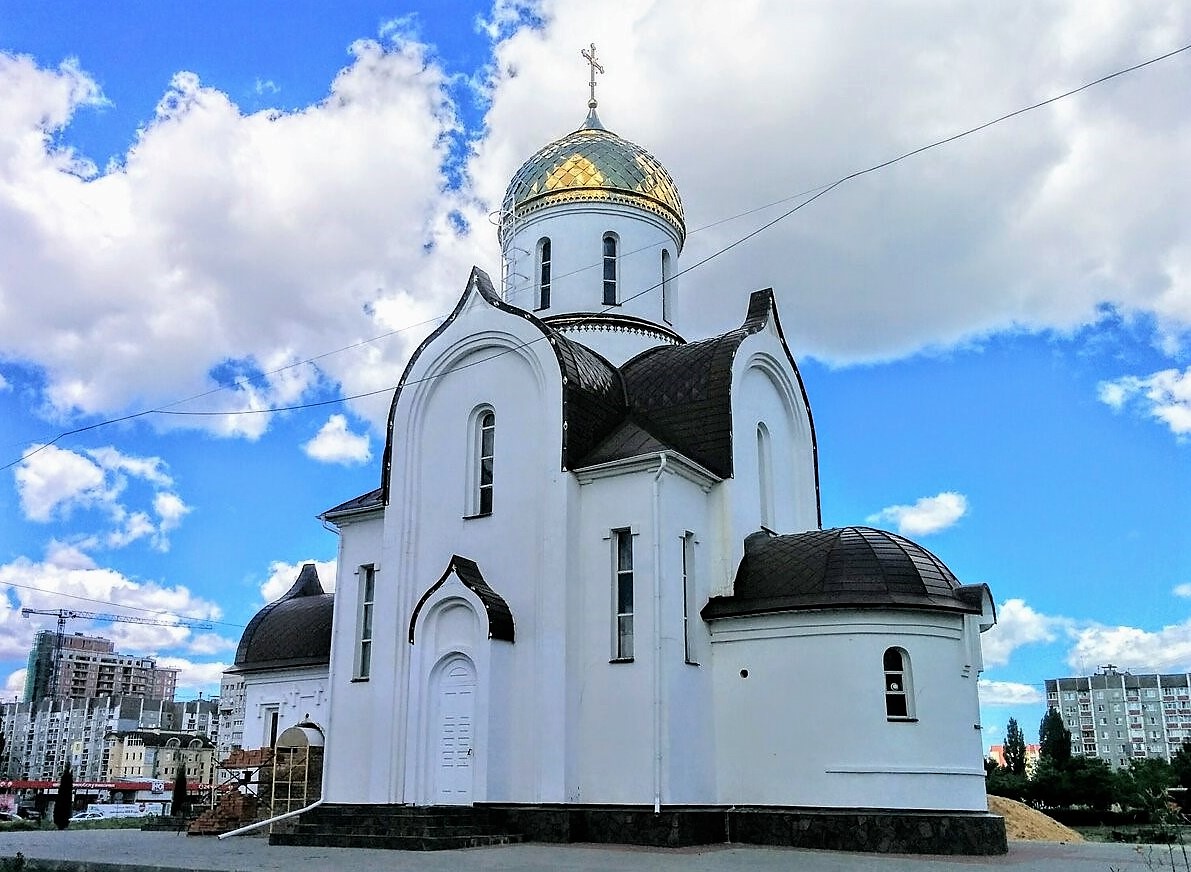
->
[[652, 453, 668, 814]]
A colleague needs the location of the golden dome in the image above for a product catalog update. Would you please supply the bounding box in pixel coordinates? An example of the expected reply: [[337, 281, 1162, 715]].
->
[[501, 110, 685, 246]]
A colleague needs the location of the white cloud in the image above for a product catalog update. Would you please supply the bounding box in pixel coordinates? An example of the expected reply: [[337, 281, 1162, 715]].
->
[[3, 6, 1188, 443], [302, 414, 372, 465], [4, 668, 25, 700], [156, 657, 229, 698], [1066, 620, 1191, 674], [253, 78, 279, 96], [981, 598, 1065, 668], [14, 444, 190, 550], [1098, 366, 1191, 437], [260, 558, 337, 602], [0, 372, 9, 392], [0, 545, 223, 659], [1174, 583, 1191, 598], [978, 679, 1044, 706], [866, 491, 968, 536]]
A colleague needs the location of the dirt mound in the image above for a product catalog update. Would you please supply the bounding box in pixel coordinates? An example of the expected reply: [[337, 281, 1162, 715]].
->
[[987, 795, 1084, 842]]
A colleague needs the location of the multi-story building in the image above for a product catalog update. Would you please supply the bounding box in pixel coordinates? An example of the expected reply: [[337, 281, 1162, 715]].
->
[[104, 730, 215, 786], [23, 631, 179, 704], [987, 742, 1041, 776], [215, 673, 246, 770], [0, 697, 219, 782], [1045, 667, 1191, 769]]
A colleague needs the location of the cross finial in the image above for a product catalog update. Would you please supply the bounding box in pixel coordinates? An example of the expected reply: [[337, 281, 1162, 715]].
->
[[581, 43, 604, 110]]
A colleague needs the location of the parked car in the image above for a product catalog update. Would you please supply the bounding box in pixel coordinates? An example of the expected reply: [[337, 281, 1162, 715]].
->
[[69, 811, 105, 821]]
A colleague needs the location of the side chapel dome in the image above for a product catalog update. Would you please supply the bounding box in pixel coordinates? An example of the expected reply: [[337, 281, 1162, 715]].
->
[[230, 563, 333, 673], [500, 108, 686, 248]]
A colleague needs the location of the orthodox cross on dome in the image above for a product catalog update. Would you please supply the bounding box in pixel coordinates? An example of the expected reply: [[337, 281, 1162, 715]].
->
[[581, 43, 605, 110]]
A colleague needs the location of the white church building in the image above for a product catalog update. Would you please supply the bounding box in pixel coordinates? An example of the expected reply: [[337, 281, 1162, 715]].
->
[[238, 65, 1005, 854]]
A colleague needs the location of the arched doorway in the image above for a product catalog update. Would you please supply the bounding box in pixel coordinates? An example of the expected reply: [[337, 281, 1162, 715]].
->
[[430, 655, 476, 804]]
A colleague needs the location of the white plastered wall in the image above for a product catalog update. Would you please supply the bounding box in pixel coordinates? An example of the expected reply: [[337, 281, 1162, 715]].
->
[[709, 609, 989, 811]]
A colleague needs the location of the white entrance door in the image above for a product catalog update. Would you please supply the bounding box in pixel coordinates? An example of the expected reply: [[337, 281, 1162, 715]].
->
[[434, 658, 476, 804]]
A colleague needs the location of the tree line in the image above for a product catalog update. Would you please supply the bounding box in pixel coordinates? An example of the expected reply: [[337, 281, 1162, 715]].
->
[[988, 710, 1191, 820]]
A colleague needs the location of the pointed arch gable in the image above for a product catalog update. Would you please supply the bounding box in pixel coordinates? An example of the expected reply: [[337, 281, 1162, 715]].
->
[[409, 556, 514, 644], [379, 266, 627, 505]]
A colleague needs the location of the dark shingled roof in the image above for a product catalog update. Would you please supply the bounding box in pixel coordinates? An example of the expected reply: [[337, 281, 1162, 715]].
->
[[230, 564, 333, 673], [553, 333, 627, 467], [703, 527, 987, 620], [409, 555, 515, 643], [321, 487, 384, 519]]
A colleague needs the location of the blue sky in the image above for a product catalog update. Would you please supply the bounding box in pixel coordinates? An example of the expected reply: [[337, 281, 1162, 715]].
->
[[0, 1, 1187, 749]]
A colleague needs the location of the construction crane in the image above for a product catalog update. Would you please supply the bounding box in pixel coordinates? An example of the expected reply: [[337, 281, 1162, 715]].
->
[[21, 607, 215, 700]]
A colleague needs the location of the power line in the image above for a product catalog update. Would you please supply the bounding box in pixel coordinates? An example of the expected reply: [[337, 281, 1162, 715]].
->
[[3, 41, 1188, 470], [3, 579, 245, 630]]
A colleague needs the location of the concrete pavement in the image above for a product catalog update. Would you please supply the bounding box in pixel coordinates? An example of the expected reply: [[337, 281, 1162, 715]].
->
[[0, 830, 1176, 871]]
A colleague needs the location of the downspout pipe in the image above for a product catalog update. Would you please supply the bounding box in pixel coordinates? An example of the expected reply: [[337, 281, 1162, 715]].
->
[[220, 518, 344, 840], [651, 453, 668, 814]]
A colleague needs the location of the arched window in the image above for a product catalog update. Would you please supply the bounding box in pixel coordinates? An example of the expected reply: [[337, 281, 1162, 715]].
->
[[602, 233, 618, 305], [661, 249, 673, 323], [536, 237, 551, 310], [468, 408, 495, 516], [757, 423, 773, 528], [884, 647, 914, 719]]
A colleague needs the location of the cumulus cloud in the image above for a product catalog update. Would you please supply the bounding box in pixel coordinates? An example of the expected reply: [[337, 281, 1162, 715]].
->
[[1066, 620, 1191, 674], [14, 444, 191, 551], [2, 5, 1188, 445], [302, 414, 372, 464], [156, 657, 229, 698], [867, 491, 968, 536], [981, 598, 1065, 668], [1174, 583, 1191, 598], [260, 558, 337, 602], [0, 372, 10, 392], [4, 668, 25, 699], [0, 544, 223, 658], [978, 679, 1044, 706], [1098, 366, 1191, 437]]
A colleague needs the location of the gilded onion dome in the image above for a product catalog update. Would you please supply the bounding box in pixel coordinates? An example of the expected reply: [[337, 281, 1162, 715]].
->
[[500, 109, 686, 247]]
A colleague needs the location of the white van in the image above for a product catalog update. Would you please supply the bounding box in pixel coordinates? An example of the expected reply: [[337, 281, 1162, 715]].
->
[[84, 803, 153, 819]]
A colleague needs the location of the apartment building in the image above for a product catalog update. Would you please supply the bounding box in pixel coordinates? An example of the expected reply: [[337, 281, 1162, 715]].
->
[[1045, 667, 1191, 769], [24, 631, 178, 704]]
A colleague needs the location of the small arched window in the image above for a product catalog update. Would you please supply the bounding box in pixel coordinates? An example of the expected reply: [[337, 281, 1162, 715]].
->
[[884, 647, 914, 719], [602, 233, 618, 305], [470, 408, 495, 516], [536, 237, 551, 310], [661, 249, 673, 323], [757, 423, 773, 528]]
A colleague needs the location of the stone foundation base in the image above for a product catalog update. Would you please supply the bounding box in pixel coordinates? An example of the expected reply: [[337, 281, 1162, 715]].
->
[[483, 804, 1008, 855]]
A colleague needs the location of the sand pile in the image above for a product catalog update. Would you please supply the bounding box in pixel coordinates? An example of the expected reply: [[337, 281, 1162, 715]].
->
[[987, 795, 1084, 842]]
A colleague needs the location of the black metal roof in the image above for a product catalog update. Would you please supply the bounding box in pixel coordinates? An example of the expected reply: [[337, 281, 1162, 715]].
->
[[409, 555, 515, 643], [703, 527, 988, 620], [321, 487, 383, 519], [230, 564, 333, 673]]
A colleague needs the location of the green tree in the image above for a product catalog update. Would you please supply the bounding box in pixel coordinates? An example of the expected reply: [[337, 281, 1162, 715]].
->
[[52, 763, 72, 830], [1115, 758, 1174, 820], [1171, 741, 1191, 792], [1004, 717, 1028, 776], [171, 770, 190, 819], [1038, 708, 1072, 769]]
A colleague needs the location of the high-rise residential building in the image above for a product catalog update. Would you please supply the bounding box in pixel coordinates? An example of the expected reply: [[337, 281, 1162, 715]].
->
[[1045, 667, 1191, 769], [23, 630, 178, 704], [0, 696, 220, 782]]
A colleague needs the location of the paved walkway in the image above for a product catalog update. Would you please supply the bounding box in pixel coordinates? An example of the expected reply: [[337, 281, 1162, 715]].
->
[[0, 831, 1176, 872]]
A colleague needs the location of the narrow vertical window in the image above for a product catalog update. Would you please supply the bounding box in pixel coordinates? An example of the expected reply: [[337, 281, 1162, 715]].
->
[[478, 410, 495, 515], [613, 530, 634, 660], [602, 233, 618, 305], [682, 532, 697, 665], [661, 249, 672, 324], [884, 648, 914, 719], [536, 237, 551, 310], [355, 565, 375, 679], [757, 423, 773, 528]]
